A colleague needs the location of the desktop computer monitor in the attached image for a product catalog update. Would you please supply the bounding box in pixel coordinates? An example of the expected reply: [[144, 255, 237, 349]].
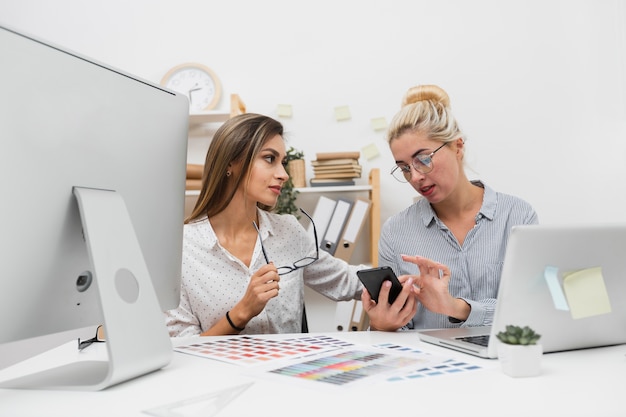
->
[[0, 24, 189, 389]]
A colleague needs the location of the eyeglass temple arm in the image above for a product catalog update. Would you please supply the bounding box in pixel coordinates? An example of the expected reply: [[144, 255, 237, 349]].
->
[[298, 208, 319, 255], [252, 221, 271, 264]]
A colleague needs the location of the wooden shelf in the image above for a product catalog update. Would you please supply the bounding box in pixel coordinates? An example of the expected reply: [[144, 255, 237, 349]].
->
[[188, 94, 246, 127], [188, 185, 371, 196], [295, 185, 372, 194], [188, 111, 230, 125]]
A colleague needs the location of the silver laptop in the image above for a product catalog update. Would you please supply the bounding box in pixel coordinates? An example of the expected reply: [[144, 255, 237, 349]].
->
[[418, 223, 626, 358]]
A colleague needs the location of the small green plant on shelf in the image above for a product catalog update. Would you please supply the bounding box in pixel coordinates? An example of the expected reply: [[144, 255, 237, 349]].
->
[[274, 147, 304, 217], [496, 325, 541, 345], [285, 146, 304, 162]]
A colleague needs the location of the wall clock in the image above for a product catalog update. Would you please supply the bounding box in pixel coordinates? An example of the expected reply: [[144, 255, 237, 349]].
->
[[160, 63, 221, 112]]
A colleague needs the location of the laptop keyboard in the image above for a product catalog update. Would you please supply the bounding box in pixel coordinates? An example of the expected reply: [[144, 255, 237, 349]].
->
[[457, 334, 490, 347]]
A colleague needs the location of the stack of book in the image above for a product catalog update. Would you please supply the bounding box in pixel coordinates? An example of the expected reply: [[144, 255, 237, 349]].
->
[[310, 151, 361, 187], [186, 163, 203, 190]]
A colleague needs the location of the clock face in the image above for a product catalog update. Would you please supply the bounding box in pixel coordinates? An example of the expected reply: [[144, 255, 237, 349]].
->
[[161, 63, 221, 112]]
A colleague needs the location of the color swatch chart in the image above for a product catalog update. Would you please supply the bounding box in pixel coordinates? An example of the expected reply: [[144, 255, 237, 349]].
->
[[257, 342, 483, 388], [267, 349, 422, 386], [375, 342, 482, 382], [174, 335, 353, 366]]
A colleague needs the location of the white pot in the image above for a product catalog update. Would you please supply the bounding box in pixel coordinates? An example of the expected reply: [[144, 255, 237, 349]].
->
[[497, 343, 543, 377]]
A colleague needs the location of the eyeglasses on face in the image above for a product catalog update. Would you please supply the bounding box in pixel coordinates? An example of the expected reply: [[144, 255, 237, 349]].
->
[[253, 208, 319, 275], [77, 325, 105, 351], [390, 142, 447, 183]]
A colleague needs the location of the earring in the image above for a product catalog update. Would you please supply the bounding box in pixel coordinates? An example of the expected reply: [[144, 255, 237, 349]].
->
[[226, 171, 231, 177]]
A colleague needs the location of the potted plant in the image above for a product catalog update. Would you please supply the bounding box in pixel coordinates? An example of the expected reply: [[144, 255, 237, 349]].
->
[[275, 147, 304, 216], [496, 325, 542, 377], [285, 146, 306, 188]]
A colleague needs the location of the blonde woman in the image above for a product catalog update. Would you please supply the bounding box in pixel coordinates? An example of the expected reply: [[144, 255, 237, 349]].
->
[[363, 85, 538, 331]]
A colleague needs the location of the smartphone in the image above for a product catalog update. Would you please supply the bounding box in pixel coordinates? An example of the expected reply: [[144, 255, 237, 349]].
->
[[357, 266, 402, 304]]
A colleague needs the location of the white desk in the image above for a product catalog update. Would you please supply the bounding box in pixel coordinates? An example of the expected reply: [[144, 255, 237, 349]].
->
[[0, 331, 624, 417]]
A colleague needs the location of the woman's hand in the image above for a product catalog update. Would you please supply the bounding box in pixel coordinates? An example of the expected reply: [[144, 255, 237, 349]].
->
[[230, 263, 281, 326], [401, 254, 469, 321], [361, 275, 418, 331]]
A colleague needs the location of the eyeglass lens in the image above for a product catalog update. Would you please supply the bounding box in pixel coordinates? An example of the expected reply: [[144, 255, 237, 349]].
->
[[391, 143, 446, 182]]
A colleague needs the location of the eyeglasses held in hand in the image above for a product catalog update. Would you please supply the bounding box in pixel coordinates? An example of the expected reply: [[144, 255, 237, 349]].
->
[[390, 142, 447, 182], [253, 208, 319, 275], [77, 325, 105, 351]]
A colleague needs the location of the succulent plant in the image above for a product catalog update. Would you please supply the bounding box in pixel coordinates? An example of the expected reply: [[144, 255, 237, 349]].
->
[[496, 325, 541, 345]]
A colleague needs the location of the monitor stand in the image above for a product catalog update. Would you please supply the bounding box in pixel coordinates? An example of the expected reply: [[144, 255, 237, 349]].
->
[[0, 187, 172, 390]]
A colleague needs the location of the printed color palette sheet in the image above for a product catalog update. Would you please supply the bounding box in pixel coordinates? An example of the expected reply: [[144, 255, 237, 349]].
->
[[175, 335, 353, 366], [255, 342, 483, 389], [268, 349, 422, 386], [374, 342, 482, 382]]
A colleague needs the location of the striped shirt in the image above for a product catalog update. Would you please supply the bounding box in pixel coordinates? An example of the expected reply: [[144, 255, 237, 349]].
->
[[379, 181, 538, 329]]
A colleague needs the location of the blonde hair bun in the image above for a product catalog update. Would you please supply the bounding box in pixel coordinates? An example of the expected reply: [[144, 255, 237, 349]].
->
[[402, 84, 450, 108]]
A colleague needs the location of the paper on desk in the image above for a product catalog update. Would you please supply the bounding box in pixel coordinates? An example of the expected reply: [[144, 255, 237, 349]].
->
[[245, 343, 482, 392], [174, 335, 353, 366]]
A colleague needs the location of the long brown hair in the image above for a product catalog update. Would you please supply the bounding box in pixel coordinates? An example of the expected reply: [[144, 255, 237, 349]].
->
[[186, 113, 284, 223]]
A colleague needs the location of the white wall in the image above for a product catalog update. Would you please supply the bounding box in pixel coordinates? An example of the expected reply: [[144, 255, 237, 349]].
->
[[1, 0, 625, 225]]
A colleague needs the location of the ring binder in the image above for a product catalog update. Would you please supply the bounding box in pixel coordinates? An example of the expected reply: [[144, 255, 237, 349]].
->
[[320, 199, 353, 255], [334, 198, 371, 262]]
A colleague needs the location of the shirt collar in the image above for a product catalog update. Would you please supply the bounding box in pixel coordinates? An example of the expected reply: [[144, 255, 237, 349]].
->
[[417, 180, 496, 226], [197, 208, 276, 247], [254, 209, 278, 239], [478, 181, 497, 221]]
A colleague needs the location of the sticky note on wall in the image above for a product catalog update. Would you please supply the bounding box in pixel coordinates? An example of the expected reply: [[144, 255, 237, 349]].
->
[[361, 143, 380, 160], [562, 267, 612, 319], [334, 105, 351, 121], [370, 117, 387, 131], [276, 104, 293, 118]]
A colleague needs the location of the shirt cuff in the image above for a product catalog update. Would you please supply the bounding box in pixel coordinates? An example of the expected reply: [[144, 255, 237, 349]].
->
[[458, 298, 488, 327]]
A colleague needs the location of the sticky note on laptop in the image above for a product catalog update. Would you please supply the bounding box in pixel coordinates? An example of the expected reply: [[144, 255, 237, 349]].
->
[[562, 266, 612, 319]]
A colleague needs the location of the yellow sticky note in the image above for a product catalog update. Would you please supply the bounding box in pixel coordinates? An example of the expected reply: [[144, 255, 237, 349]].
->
[[361, 143, 380, 160], [334, 105, 351, 121], [562, 267, 612, 319], [276, 104, 293, 118], [370, 117, 387, 131]]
